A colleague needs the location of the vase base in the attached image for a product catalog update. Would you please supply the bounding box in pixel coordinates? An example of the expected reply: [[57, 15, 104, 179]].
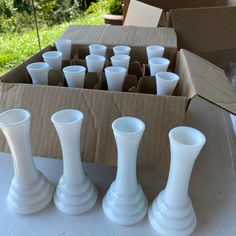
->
[[148, 190, 196, 236], [54, 175, 98, 215], [7, 171, 54, 214], [102, 181, 148, 225]]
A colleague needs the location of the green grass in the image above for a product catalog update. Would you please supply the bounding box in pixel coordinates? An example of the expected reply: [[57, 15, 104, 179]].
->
[[0, 14, 104, 76]]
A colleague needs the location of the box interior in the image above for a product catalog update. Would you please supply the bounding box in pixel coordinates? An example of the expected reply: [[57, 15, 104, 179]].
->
[[0, 25, 235, 168], [171, 6, 236, 71]]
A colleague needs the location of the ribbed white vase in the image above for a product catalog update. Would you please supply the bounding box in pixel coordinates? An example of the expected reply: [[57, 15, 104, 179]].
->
[[0, 109, 54, 214], [148, 126, 206, 236], [102, 116, 148, 225], [51, 109, 97, 215]]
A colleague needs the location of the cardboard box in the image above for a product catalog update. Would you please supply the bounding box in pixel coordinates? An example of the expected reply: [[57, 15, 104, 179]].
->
[[123, 0, 163, 27], [123, 0, 236, 27], [171, 6, 236, 71], [58, 25, 177, 64], [130, 0, 236, 11], [123, 2, 236, 72], [0, 26, 235, 168]]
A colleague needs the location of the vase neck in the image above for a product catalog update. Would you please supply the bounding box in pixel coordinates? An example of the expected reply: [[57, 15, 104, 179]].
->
[[115, 135, 142, 195], [164, 146, 199, 207], [1, 124, 38, 185], [55, 124, 85, 185]]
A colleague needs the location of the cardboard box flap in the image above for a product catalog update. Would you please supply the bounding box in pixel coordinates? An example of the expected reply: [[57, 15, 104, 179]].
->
[[171, 6, 236, 52], [0, 83, 186, 168], [137, 0, 224, 11], [177, 49, 236, 115], [59, 25, 177, 49], [124, 0, 163, 27]]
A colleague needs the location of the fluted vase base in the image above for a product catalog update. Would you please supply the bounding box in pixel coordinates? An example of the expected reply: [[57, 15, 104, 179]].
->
[[148, 190, 196, 236], [102, 181, 148, 225], [54, 175, 98, 215], [7, 171, 54, 214]]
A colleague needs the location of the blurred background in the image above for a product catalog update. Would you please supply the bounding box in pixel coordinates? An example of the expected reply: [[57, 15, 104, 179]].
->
[[0, 0, 123, 75]]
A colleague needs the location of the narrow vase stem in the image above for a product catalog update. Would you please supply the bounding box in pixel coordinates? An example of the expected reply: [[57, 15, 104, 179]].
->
[[1, 115, 38, 185], [55, 124, 85, 185], [115, 137, 139, 195], [164, 148, 197, 207]]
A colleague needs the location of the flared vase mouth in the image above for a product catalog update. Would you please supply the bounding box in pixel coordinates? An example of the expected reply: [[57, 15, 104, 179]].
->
[[112, 116, 145, 136], [89, 44, 107, 50], [55, 39, 72, 45], [51, 109, 84, 126], [156, 72, 179, 82], [169, 126, 206, 147], [113, 45, 131, 52], [111, 55, 130, 61], [0, 109, 30, 127], [63, 65, 86, 74], [26, 62, 49, 70], [86, 55, 106, 62], [147, 45, 165, 52], [149, 57, 170, 66], [105, 66, 127, 74], [42, 51, 63, 59]]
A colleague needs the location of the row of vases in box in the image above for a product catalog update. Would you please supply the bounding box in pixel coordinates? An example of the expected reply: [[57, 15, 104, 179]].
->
[[26, 40, 179, 96], [0, 108, 206, 236]]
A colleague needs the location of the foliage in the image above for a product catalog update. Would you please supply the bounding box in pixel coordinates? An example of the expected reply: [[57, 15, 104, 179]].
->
[[107, 0, 122, 15], [86, 0, 122, 15], [86, 0, 109, 15], [0, 12, 104, 76], [0, 0, 100, 33], [0, 0, 107, 75]]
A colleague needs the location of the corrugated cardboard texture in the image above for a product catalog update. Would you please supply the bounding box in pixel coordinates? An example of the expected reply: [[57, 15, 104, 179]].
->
[[0, 83, 185, 168], [136, 0, 225, 10], [171, 6, 236, 70], [59, 25, 177, 63], [124, 0, 163, 27], [176, 49, 236, 115]]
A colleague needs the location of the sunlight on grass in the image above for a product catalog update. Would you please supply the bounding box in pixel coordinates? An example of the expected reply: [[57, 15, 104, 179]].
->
[[0, 14, 104, 76]]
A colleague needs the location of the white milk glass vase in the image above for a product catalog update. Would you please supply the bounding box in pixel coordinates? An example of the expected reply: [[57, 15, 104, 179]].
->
[[146, 45, 165, 61], [55, 39, 72, 60], [89, 44, 107, 57], [26, 62, 50, 85], [105, 66, 127, 91], [42, 51, 63, 71], [102, 117, 148, 225], [0, 109, 54, 214], [156, 72, 180, 96], [113, 46, 131, 56], [51, 109, 97, 215], [148, 126, 206, 236]]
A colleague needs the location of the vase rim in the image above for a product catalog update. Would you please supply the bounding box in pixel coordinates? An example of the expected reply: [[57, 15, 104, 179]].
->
[[63, 65, 86, 74], [42, 51, 63, 58], [86, 54, 106, 62], [51, 109, 84, 126], [55, 39, 72, 44], [169, 126, 206, 147], [156, 72, 179, 82], [26, 62, 49, 70], [89, 44, 107, 50], [112, 116, 145, 136], [0, 109, 30, 127], [113, 45, 131, 50], [111, 55, 130, 61], [149, 57, 170, 65]]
